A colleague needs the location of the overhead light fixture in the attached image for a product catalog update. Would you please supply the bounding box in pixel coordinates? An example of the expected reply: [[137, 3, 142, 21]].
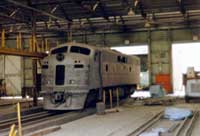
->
[[128, 8, 135, 16], [92, 1, 100, 11], [51, 5, 59, 13], [144, 20, 151, 28], [134, 0, 139, 7], [9, 26, 14, 32]]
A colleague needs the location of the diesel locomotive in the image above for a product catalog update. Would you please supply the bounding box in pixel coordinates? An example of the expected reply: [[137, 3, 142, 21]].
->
[[41, 42, 140, 110]]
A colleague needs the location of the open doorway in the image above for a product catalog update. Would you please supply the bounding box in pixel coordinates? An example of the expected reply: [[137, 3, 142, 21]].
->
[[172, 42, 200, 96], [111, 45, 149, 87]]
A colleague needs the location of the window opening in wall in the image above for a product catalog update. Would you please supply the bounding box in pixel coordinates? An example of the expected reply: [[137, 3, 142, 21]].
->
[[111, 45, 148, 55]]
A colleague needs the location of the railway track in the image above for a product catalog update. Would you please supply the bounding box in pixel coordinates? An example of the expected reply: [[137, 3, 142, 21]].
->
[[175, 111, 199, 136], [128, 111, 164, 136], [0, 108, 96, 136], [128, 111, 200, 136], [0, 110, 64, 133]]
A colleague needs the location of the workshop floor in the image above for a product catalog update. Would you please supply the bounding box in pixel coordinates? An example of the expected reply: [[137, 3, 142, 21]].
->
[[43, 98, 200, 136]]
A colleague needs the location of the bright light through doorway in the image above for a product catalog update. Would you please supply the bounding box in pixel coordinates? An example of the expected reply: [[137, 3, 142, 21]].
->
[[111, 45, 148, 55], [172, 42, 200, 96]]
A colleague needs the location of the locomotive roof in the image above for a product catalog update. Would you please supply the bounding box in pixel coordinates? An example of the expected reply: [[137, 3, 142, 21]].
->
[[50, 42, 139, 59], [50, 42, 98, 51]]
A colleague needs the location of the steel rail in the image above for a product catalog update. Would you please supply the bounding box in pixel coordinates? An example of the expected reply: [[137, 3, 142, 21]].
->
[[127, 111, 163, 136]]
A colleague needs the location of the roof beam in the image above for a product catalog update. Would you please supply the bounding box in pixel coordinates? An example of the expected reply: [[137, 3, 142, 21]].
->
[[176, 0, 186, 15], [9, 8, 20, 17], [87, 18, 96, 32], [31, 1, 70, 6], [0, 12, 29, 24], [98, 1, 110, 21], [73, 0, 94, 15], [134, 0, 147, 19], [120, 16, 128, 31], [57, 2, 72, 22], [0, 48, 47, 58], [73, 0, 110, 21], [122, 0, 130, 7], [5, 0, 70, 22]]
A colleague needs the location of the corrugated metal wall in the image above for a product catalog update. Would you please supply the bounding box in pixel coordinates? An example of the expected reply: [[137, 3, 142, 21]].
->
[[0, 55, 22, 95], [5, 56, 22, 95]]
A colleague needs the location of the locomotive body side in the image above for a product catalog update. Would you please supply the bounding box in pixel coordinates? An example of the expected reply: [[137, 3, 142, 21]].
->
[[100, 49, 140, 88], [88, 49, 140, 89]]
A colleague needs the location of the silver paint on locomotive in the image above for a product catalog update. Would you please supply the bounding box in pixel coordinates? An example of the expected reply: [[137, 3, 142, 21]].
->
[[41, 42, 140, 110]]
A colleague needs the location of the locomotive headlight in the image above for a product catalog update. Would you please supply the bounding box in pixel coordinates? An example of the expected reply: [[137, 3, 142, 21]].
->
[[56, 53, 65, 61]]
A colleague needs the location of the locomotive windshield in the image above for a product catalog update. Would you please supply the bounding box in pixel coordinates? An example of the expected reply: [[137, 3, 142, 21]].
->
[[70, 46, 91, 55], [51, 46, 68, 54]]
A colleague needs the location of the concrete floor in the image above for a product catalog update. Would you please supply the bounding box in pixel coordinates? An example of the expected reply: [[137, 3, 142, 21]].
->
[[45, 106, 163, 136], [44, 99, 200, 136]]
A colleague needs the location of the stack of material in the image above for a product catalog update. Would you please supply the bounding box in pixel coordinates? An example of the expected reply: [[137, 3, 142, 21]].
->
[[143, 85, 174, 106], [164, 107, 192, 120], [143, 97, 175, 106], [149, 85, 165, 98]]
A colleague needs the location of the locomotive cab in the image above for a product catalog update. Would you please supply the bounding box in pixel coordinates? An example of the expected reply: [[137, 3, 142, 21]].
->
[[41, 44, 94, 110]]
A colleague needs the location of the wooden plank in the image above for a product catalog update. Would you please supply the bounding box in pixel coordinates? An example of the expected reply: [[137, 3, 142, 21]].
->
[[0, 48, 47, 58], [143, 97, 175, 106]]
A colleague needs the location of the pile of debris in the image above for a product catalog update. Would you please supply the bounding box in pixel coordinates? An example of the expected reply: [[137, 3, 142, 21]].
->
[[143, 85, 175, 106]]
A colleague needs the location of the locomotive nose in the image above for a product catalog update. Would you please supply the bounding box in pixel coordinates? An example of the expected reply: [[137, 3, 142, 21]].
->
[[41, 45, 94, 110], [54, 54, 90, 86]]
